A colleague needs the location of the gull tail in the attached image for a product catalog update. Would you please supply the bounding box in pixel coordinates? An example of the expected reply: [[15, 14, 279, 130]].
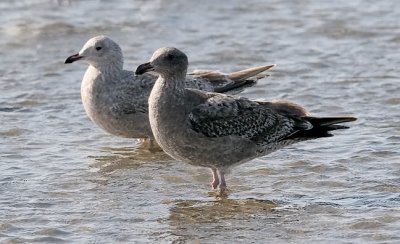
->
[[289, 116, 357, 139], [190, 64, 275, 94], [228, 64, 276, 82]]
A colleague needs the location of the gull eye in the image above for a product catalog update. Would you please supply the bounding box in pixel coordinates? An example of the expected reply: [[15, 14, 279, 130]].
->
[[166, 54, 174, 60], [95, 46, 102, 51]]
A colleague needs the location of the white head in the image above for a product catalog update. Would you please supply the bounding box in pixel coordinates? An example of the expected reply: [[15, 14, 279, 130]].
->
[[65, 35, 123, 69]]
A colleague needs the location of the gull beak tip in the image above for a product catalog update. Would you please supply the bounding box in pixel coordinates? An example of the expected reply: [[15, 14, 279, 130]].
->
[[65, 53, 82, 64], [135, 62, 155, 75]]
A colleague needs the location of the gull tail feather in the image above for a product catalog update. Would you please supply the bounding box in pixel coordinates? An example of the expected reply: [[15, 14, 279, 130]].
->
[[306, 117, 357, 127], [213, 64, 275, 93], [288, 116, 357, 139], [228, 64, 276, 82]]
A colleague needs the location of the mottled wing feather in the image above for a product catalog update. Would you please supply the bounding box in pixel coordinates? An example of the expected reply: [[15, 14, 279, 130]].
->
[[184, 76, 229, 92], [188, 94, 312, 144], [111, 71, 156, 115], [187, 73, 253, 94]]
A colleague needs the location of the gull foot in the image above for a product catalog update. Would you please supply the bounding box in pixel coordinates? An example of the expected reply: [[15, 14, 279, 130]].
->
[[211, 179, 220, 189]]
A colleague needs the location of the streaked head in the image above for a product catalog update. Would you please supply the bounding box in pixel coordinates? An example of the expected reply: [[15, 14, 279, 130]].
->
[[135, 47, 188, 77], [65, 35, 123, 68]]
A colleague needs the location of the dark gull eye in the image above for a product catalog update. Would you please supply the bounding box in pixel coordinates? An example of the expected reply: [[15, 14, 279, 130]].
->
[[95, 46, 102, 51], [166, 54, 174, 60]]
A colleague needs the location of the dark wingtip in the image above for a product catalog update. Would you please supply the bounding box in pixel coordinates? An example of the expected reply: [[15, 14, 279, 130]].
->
[[287, 116, 356, 140], [213, 79, 257, 94], [306, 117, 357, 127], [135, 62, 154, 75]]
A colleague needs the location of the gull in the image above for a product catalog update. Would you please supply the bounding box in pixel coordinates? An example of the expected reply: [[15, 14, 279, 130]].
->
[[136, 47, 357, 192], [65, 35, 274, 148]]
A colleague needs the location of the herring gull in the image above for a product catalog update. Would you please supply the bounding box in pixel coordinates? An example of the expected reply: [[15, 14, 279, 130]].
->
[[136, 47, 357, 192], [65, 36, 274, 148]]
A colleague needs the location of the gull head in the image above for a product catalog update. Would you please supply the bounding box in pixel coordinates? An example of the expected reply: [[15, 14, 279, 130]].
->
[[65, 35, 123, 68], [135, 47, 188, 77]]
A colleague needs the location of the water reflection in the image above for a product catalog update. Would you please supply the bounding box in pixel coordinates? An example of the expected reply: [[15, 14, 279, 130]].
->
[[88, 146, 172, 175], [166, 198, 279, 242], [169, 198, 277, 223], [2, 0, 400, 242]]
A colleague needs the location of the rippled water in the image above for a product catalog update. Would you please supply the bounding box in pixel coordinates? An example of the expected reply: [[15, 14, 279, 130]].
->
[[1, 0, 399, 242]]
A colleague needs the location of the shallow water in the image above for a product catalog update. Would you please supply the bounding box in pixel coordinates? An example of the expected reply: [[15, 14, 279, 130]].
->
[[1, 0, 399, 243]]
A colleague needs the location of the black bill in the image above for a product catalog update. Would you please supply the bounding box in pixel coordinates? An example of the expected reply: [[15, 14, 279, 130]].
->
[[65, 53, 83, 64], [135, 62, 154, 75]]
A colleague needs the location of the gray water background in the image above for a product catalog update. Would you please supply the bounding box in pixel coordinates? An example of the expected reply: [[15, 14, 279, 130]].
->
[[0, 0, 399, 243]]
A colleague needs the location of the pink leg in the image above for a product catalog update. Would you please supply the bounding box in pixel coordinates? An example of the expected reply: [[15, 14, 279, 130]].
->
[[211, 168, 219, 189]]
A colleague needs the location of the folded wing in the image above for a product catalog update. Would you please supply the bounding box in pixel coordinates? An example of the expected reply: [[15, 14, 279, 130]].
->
[[188, 93, 312, 145]]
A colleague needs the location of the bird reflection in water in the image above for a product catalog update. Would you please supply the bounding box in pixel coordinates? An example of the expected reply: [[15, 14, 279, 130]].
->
[[165, 198, 278, 242], [88, 146, 173, 175]]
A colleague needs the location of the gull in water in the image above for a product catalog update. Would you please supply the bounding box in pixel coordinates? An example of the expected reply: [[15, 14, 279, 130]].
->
[[136, 47, 357, 192], [65, 35, 275, 148]]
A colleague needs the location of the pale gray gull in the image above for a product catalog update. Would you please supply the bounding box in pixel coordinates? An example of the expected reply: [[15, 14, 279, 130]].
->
[[65, 35, 275, 148], [135, 47, 357, 192]]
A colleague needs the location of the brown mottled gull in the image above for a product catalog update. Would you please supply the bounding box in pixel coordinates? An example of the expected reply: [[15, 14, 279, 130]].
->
[[64, 35, 274, 148], [136, 47, 357, 192]]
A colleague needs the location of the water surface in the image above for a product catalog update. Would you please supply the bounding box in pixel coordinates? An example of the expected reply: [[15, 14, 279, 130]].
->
[[1, 0, 399, 243]]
